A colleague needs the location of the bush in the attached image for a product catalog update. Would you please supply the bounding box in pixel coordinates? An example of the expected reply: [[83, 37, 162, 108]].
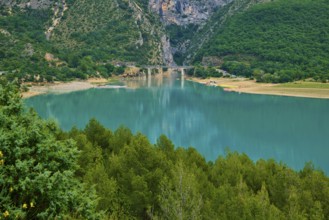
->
[[0, 83, 100, 219]]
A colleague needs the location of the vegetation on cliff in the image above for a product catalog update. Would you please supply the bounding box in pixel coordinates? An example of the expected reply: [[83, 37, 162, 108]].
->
[[0, 0, 163, 82], [52, 0, 164, 66], [193, 0, 329, 83]]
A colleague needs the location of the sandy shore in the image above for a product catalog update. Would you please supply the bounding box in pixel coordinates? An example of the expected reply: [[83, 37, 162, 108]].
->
[[189, 77, 329, 99], [22, 76, 329, 99], [22, 78, 109, 98]]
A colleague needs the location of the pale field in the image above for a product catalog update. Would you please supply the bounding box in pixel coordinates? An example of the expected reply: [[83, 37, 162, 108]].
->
[[22, 76, 329, 99], [189, 77, 329, 99], [22, 78, 110, 98]]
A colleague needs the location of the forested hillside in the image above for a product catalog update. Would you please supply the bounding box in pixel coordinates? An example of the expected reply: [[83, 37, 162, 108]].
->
[[0, 6, 58, 81], [173, 0, 271, 65], [0, 0, 165, 82], [1, 82, 329, 219], [192, 0, 329, 82], [52, 0, 165, 65], [1, 0, 329, 83]]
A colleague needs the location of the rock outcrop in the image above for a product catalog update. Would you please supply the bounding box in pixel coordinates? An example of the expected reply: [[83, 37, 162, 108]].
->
[[149, 0, 233, 26], [161, 35, 175, 66], [148, 0, 234, 65]]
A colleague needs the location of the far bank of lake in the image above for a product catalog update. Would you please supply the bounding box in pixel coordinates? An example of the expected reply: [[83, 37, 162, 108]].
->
[[22, 75, 329, 99]]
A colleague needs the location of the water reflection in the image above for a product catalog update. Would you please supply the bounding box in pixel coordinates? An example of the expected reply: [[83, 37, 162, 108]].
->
[[25, 75, 329, 174]]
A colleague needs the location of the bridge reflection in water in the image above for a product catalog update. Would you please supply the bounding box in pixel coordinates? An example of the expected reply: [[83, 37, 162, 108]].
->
[[133, 65, 191, 89]]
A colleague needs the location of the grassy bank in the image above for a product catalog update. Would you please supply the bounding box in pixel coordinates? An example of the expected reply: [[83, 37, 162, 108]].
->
[[189, 77, 329, 99], [275, 82, 329, 89]]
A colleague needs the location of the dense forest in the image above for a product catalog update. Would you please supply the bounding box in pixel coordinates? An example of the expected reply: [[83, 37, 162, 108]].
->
[[0, 5, 126, 82], [52, 0, 164, 66], [194, 0, 329, 83], [0, 7, 61, 81], [1, 81, 329, 219]]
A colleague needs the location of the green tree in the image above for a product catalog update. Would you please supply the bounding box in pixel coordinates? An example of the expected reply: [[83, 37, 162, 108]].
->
[[107, 133, 170, 218], [0, 83, 99, 219], [159, 161, 203, 220], [84, 118, 112, 150]]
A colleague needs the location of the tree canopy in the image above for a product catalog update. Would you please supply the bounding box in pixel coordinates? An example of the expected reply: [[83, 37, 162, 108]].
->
[[0, 82, 99, 219]]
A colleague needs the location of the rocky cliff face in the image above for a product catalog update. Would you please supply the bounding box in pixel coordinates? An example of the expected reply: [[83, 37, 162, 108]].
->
[[161, 35, 175, 65], [148, 0, 234, 65], [149, 0, 233, 26], [150, 0, 273, 64]]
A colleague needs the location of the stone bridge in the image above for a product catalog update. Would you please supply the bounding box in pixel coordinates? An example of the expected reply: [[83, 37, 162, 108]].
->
[[138, 65, 194, 77], [128, 65, 194, 88]]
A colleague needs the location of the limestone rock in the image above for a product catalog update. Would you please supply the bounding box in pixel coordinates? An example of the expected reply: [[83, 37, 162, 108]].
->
[[149, 0, 233, 26], [161, 35, 175, 66]]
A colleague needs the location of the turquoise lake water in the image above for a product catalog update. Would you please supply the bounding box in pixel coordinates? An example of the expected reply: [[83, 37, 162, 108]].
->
[[25, 76, 329, 173]]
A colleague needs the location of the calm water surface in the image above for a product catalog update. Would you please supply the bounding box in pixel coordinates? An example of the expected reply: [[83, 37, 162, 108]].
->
[[25, 76, 329, 173]]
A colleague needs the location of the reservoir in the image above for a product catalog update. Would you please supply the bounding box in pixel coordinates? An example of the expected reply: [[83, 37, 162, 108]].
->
[[25, 76, 329, 174]]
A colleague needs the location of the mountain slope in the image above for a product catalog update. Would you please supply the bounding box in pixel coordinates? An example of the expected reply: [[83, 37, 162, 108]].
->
[[191, 0, 329, 82], [1, 0, 329, 83], [51, 0, 167, 65], [181, 0, 271, 64], [0, 0, 169, 81], [0, 5, 57, 80], [151, 0, 236, 65]]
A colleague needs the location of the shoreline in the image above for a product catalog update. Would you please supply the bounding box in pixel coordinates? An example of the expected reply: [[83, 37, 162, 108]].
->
[[22, 76, 329, 99], [188, 77, 329, 99], [22, 74, 173, 98], [22, 78, 109, 99]]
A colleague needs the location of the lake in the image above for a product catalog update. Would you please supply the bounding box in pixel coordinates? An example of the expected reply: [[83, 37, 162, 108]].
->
[[25, 75, 329, 174]]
